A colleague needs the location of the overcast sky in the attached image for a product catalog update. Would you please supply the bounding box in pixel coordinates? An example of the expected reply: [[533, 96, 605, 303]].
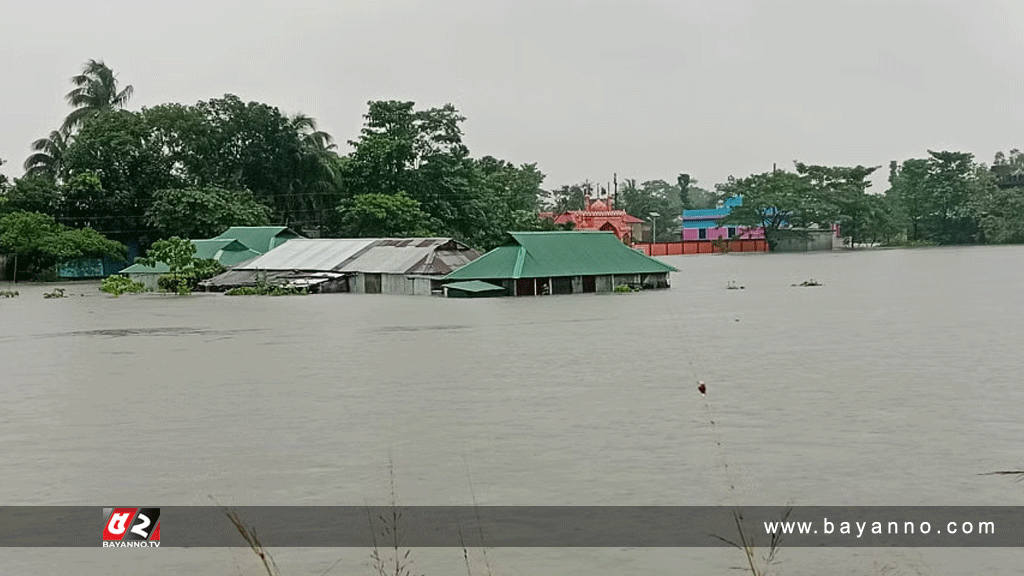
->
[[2, 0, 1022, 193]]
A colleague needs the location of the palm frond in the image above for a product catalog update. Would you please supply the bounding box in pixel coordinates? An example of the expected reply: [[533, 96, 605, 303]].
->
[[65, 86, 92, 106], [23, 153, 54, 174], [62, 106, 98, 132], [113, 85, 134, 108], [291, 113, 318, 133], [29, 137, 52, 153]]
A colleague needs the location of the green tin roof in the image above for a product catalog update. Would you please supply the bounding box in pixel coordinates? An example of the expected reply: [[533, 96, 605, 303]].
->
[[444, 280, 506, 293], [444, 231, 678, 281], [212, 226, 301, 254], [121, 239, 261, 274]]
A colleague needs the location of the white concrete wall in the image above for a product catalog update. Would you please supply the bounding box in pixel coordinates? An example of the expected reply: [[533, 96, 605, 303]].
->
[[774, 230, 836, 252], [595, 275, 614, 293]]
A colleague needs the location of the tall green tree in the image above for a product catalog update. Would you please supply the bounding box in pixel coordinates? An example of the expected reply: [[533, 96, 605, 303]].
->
[[617, 179, 677, 241], [795, 163, 880, 247], [971, 161, 1024, 244], [922, 150, 980, 244], [886, 158, 929, 241], [61, 110, 177, 239], [146, 186, 272, 239], [331, 192, 439, 238], [62, 59, 134, 132], [1, 176, 63, 215], [677, 173, 692, 210], [338, 100, 497, 247], [717, 168, 832, 251], [545, 183, 587, 213]]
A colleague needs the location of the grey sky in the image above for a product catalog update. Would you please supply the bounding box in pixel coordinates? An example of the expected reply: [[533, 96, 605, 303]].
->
[[2, 0, 1022, 193]]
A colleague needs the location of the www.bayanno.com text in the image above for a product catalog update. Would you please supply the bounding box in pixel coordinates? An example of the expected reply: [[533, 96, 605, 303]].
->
[[765, 518, 995, 539]]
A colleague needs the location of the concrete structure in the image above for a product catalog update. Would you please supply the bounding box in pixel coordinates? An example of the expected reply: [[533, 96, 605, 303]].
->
[[681, 196, 765, 241], [772, 227, 844, 252], [442, 231, 678, 296], [200, 238, 480, 295], [540, 194, 645, 243]]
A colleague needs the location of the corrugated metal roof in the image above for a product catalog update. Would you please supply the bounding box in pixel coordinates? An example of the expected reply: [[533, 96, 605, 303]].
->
[[234, 239, 377, 271], [228, 238, 478, 275], [335, 244, 434, 274]]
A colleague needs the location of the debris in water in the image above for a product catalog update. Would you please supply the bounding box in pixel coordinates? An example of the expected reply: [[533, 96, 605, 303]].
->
[[698, 382, 706, 395]]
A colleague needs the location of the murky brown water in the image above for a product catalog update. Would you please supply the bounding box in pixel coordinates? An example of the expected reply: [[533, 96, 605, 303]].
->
[[2, 246, 1023, 574]]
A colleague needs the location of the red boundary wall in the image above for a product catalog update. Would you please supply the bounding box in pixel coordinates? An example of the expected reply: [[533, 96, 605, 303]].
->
[[633, 239, 769, 256]]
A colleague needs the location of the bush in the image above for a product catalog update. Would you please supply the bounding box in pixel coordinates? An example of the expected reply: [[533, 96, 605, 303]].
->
[[225, 284, 307, 296], [136, 238, 225, 294], [100, 275, 147, 297], [155, 259, 225, 295]]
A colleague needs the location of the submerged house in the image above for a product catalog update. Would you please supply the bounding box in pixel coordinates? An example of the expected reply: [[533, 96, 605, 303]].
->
[[119, 239, 263, 290], [117, 226, 302, 290], [441, 231, 678, 296], [200, 237, 480, 294]]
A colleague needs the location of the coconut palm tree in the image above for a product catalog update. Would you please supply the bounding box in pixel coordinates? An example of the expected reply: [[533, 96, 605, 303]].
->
[[23, 129, 73, 180], [290, 113, 336, 152], [62, 59, 134, 132]]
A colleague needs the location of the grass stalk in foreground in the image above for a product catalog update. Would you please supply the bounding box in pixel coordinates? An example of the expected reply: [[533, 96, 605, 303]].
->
[[698, 381, 790, 576]]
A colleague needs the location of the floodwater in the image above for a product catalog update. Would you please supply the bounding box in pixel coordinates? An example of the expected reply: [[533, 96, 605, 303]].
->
[[1, 246, 1023, 575]]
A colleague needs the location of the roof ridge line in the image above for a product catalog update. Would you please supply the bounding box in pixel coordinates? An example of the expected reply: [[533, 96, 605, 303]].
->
[[512, 246, 526, 279]]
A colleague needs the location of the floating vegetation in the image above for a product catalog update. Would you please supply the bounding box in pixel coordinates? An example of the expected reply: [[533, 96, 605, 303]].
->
[[613, 284, 640, 293], [43, 288, 66, 299], [727, 280, 745, 290], [792, 279, 823, 287], [0, 290, 18, 298]]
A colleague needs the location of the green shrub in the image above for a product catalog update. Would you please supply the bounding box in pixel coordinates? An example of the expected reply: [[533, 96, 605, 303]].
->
[[613, 284, 639, 293], [225, 284, 307, 296], [155, 259, 225, 295], [100, 275, 147, 297]]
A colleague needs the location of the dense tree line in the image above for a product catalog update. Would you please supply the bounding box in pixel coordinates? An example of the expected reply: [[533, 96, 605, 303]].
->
[[2, 59, 1023, 279], [716, 151, 1024, 251]]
